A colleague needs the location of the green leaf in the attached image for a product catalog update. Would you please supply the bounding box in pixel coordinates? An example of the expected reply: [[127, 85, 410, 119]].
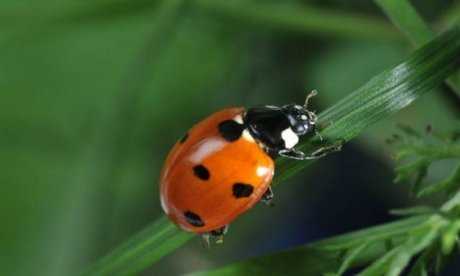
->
[[375, 0, 460, 99], [311, 216, 430, 252], [359, 224, 439, 276], [390, 206, 437, 217], [441, 219, 460, 255], [191, 216, 432, 276], [441, 189, 460, 212], [386, 226, 439, 276], [407, 248, 432, 276], [81, 217, 193, 276], [375, 0, 433, 45], [418, 163, 460, 197], [82, 26, 460, 275], [393, 158, 430, 194], [336, 242, 371, 275]]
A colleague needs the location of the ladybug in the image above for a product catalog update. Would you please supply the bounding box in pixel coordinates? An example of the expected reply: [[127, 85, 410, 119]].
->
[[160, 91, 340, 244]]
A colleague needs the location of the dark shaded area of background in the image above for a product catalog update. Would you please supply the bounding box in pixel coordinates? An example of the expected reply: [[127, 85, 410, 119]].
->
[[1, 0, 459, 275]]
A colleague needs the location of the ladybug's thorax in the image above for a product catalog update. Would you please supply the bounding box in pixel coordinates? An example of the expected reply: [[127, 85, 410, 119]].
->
[[244, 104, 315, 154]]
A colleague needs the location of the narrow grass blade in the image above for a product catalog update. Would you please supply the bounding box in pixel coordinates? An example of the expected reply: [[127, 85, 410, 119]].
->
[[359, 225, 439, 276], [81, 217, 193, 276], [375, 0, 460, 97], [375, 0, 433, 45], [418, 163, 460, 197], [336, 242, 371, 275]]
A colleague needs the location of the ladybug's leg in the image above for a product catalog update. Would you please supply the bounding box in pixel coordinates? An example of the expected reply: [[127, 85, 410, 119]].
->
[[201, 233, 211, 248], [261, 186, 274, 206], [210, 225, 229, 244], [308, 142, 343, 159], [279, 141, 343, 160]]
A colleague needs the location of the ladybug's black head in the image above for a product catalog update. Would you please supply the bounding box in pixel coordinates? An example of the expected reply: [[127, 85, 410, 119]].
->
[[281, 104, 316, 136], [244, 91, 319, 153]]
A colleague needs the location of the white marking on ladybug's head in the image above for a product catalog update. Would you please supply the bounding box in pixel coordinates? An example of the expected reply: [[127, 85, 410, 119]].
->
[[281, 127, 299, 149], [256, 166, 270, 177], [242, 129, 256, 143], [233, 114, 244, 124], [300, 114, 308, 120], [189, 138, 226, 163]]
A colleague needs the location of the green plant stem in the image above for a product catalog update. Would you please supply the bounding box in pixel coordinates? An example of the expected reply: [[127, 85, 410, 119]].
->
[[401, 144, 460, 159], [193, 0, 401, 41], [81, 217, 192, 276], [375, 0, 433, 45], [375, 0, 460, 100], [81, 26, 460, 276]]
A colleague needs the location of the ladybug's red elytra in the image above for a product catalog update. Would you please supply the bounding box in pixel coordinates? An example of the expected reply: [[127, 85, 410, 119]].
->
[[159, 91, 340, 244]]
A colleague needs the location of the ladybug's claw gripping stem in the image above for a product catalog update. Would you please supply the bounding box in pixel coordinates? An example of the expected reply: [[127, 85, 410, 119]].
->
[[202, 225, 229, 247], [261, 186, 274, 207], [309, 142, 343, 159], [279, 141, 343, 160], [201, 233, 211, 248]]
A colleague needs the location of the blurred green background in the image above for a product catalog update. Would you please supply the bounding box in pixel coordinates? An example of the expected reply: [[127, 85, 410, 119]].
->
[[1, 0, 459, 275]]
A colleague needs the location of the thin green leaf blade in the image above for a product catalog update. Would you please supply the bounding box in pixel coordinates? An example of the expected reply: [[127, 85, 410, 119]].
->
[[389, 206, 436, 217], [375, 0, 460, 99], [441, 189, 460, 212], [418, 163, 460, 197], [81, 217, 193, 276], [386, 226, 439, 276], [375, 0, 433, 45], [356, 223, 439, 276], [336, 242, 371, 275], [311, 216, 430, 252]]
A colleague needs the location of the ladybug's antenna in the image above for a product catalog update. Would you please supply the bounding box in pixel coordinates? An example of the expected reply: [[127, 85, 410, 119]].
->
[[304, 90, 319, 127], [304, 90, 318, 109]]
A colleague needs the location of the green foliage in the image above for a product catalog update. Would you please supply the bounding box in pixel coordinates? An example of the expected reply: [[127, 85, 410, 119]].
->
[[390, 124, 460, 197], [82, 25, 460, 276], [2, 1, 460, 276], [81, 217, 192, 276], [190, 215, 435, 275], [375, 0, 460, 98], [375, 0, 433, 45]]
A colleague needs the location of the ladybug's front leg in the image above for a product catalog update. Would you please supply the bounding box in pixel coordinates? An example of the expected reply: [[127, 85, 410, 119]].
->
[[261, 186, 274, 206], [202, 225, 229, 246], [211, 225, 229, 243]]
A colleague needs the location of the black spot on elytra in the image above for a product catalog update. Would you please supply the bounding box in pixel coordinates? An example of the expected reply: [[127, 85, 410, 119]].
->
[[232, 183, 254, 198], [218, 120, 245, 142], [193, 165, 210, 180], [179, 132, 188, 143], [184, 211, 204, 227]]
